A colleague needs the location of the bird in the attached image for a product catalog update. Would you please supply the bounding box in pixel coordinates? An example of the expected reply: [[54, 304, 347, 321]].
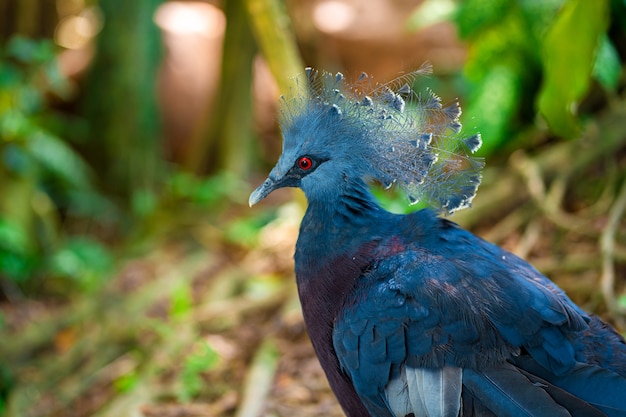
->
[[248, 66, 626, 417]]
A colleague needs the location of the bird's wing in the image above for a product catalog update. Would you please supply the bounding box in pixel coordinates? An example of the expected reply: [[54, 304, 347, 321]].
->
[[332, 221, 622, 416], [513, 355, 626, 417]]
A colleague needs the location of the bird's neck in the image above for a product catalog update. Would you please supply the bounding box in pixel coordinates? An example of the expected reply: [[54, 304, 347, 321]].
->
[[294, 177, 387, 335], [293, 180, 386, 417], [301, 179, 385, 235]]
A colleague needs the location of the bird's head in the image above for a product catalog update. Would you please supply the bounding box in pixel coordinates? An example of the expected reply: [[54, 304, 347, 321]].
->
[[249, 66, 484, 214]]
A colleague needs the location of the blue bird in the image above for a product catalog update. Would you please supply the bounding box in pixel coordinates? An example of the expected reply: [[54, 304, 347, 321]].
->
[[249, 66, 626, 417]]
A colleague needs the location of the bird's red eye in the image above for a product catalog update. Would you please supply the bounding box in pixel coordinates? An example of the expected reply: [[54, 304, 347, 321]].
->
[[298, 156, 313, 170]]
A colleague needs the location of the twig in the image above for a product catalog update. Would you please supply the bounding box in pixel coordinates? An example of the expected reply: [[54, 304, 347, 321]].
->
[[532, 252, 601, 274], [514, 218, 542, 260], [452, 167, 527, 229], [600, 180, 626, 316], [235, 338, 280, 417], [480, 202, 535, 245], [510, 150, 596, 234], [4, 252, 211, 417]]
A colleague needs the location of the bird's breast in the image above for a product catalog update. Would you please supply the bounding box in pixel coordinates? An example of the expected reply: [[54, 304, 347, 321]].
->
[[295, 240, 381, 417]]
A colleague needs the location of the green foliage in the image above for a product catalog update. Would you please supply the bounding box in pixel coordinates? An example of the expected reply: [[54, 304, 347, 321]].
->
[[169, 284, 193, 319], [49, 237, 114, 292], [406, 0, 456, 31], [223, 213, 275, 248], [131, 188, 160, 218], [113, 369, 139, 394], [81, 0, 164, 196], [593, 35, 622, 92], [177, 341, 220, 402], [450, 0, 621, 154], [371, 185, 426, 214], [0, 36, 113, 289], [456, 0, 557, 154], [168, 171, 248, 209], [0, 217, 35, 281], [537, 0, 609, 138], [0, 362, 12, 416]]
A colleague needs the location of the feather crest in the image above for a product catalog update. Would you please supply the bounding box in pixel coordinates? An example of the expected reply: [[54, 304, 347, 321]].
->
[[279, 65, 484, 214]]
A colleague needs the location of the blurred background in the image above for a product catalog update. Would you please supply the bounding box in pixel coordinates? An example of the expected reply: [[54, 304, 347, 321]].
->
[[0, 0, 625, 416]]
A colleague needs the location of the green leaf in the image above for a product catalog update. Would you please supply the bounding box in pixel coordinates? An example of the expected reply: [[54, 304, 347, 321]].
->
[[65, 189, 119, 221], [49, 237, 113, 290], [169, 284, 193, 319], [0, 217, 29, 253], [0, 216, 36, 282], [178, 341, 220, 402], [593, 35, 621, 92], [455, 0, 511, 38], [537, 0, 609, 138], [518, 0, 567, 40], [5, 37, 55, 64], [0, 65, 22, 89], [26, 129, 94, 189], [223, 212, 276, 248], [131, 188, 157, 217], [463, 65, 523, 156], [0, 251, 35, 282], [406, 0, 457, 31], [0, 110, 33, 142], [113, 371, 139, 393]]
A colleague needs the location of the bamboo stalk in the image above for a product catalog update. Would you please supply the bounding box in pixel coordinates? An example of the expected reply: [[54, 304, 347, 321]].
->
[[244, 0, 306, 95]]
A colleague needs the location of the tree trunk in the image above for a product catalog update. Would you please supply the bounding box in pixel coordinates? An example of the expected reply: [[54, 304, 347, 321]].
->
[[81, 0, 164, 197]]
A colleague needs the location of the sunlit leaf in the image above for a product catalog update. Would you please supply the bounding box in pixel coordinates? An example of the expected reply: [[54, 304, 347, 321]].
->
[[169, 284, 193, 319], [113, 371, 139, 393], [537, 0, 609, 138], [405, 0, 457, 31]]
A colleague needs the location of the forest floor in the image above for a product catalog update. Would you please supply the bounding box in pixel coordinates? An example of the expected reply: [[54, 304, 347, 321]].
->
[[2, 105, 626, 417]]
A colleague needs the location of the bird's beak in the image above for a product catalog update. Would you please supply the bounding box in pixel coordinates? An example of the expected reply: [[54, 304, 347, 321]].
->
[[249, 177, 277, 207], [249, 160, 299, 206]]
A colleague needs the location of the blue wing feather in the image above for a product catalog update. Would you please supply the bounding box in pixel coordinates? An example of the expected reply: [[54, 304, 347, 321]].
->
[[333, 209, 626, 416], [514, 356, 626, 416], [462, 365, 572, 417]]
